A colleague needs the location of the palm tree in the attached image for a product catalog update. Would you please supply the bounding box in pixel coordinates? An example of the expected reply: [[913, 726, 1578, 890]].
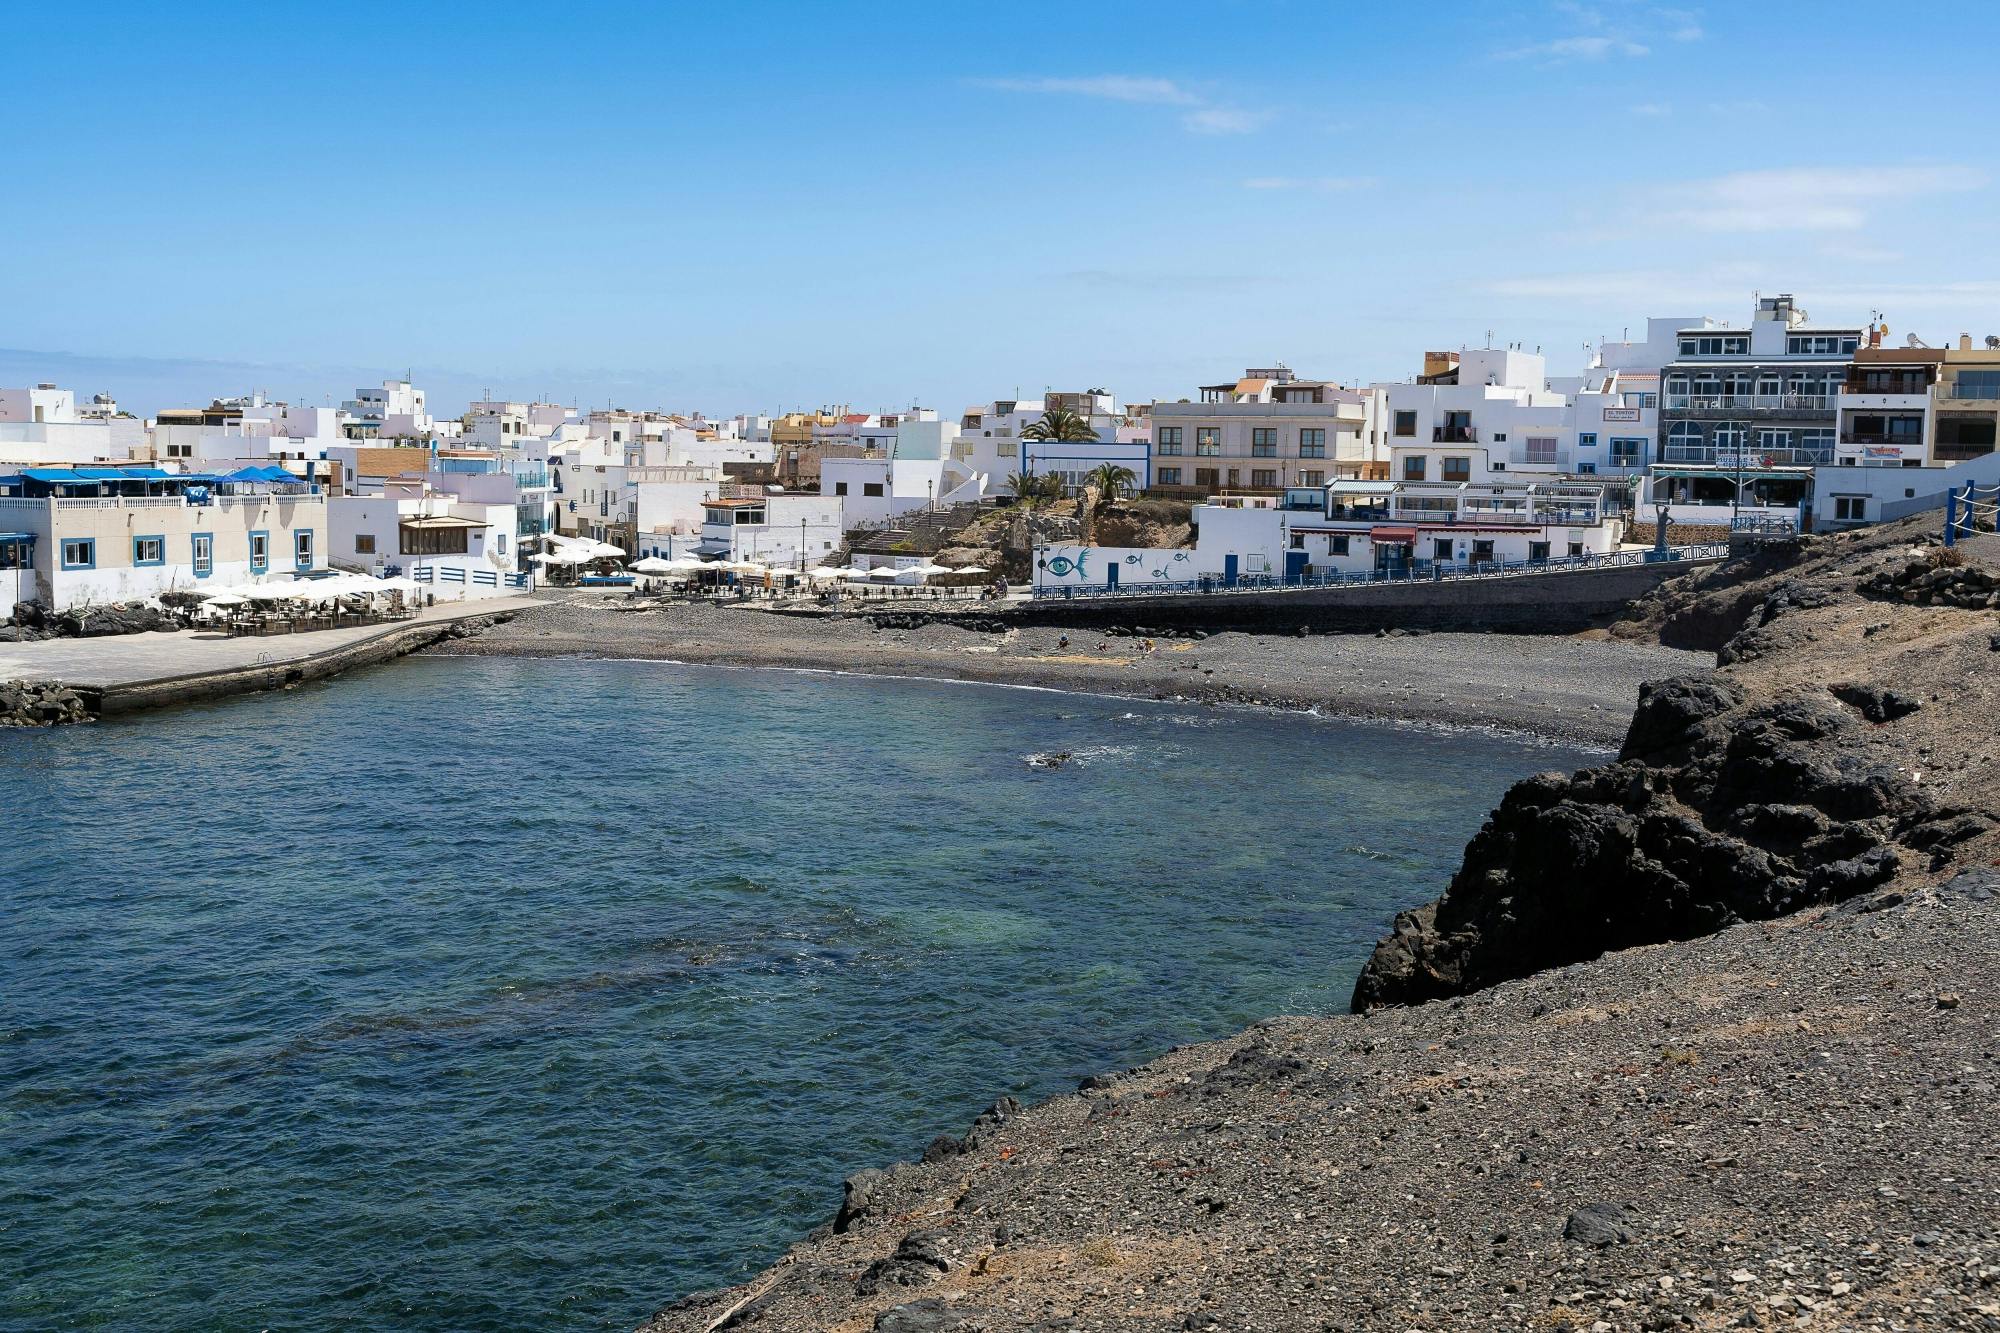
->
[[1086, 463, 1137, 509], [1005, 470, 1042, 506], [1019, 405, 1099, 443]]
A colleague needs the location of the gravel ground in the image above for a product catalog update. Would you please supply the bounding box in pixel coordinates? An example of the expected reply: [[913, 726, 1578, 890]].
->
[[431, 596, 1707, 747], [645, 871, 2000, 1333]]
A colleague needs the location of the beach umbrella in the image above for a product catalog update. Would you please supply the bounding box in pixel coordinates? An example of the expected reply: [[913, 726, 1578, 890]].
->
[[379, 576, 422, 592], [803, 566, 846, 580], [867, 566, 903, 579], [202, 593, 248, 608], [952, 564, 989, 575], [840, 568, 874, 581], [908, 562, 952, 578], [763, 566, 799, 578], [630, 556, 673, 574]]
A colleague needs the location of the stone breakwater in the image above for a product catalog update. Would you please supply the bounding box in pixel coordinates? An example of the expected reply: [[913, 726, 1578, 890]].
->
[[637, 515, 2000, 1333], [0, 679, 91, 726]]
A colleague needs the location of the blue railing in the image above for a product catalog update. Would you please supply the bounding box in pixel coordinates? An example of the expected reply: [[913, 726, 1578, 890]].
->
[[1032, 544, 1730, 600], [1945, 481, 2000, 546]]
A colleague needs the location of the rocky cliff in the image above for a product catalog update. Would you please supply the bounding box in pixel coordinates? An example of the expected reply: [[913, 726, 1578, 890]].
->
[[1353, 518, 2000, 1010]]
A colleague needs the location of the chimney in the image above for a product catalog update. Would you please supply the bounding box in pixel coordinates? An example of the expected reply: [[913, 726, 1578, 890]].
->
[[1961, 334, 1975, 351]]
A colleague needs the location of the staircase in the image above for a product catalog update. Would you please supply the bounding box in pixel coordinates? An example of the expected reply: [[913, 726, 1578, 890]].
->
[[844, 501, 989, 556]]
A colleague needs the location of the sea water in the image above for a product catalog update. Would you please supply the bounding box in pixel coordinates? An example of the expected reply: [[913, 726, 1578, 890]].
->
[[0, 656, 1590, 1329]]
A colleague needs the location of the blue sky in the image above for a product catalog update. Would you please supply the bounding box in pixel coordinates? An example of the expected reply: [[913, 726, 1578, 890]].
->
[[6, 1, 1999, 418]]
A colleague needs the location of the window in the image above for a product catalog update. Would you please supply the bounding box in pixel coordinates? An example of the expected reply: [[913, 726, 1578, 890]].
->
[[1610, 438, 1646, 466], [132, 535, 165, 566], [1250, 469, 1278, 487], [191, 533, 213, 577], [1577, 432, 1597, 449], [1491, 432, 1507, 444], [1156, 427, 1183, 454], [1298, 470, 1324, 487], [1576, 462, 1597, 475], [833, 481, 849, 496], [1251, 428, 1277, 457], [1756, 429, 1792, 451], [1402, 456, 1427, 481], [295, 530, 314, 568], [1329, 534, 1350, 556], [863, 483, 884, 497], [1442, 456, 1471, 482], [1290, 533, 1306, 549], [1678, 334, 1751, 356], [1194, 468, 1219, 488], [1393, 410, 1417, 437], [1529, 541, 1550, 561], [1298, 428, 1326, 458], [1568, 542, 1585, 557], [61, 538, 95, 569], [1833, 496, 1867, 522], [1788, 334, 1861, 355], [1433, 538, 1455, 561], [1524, 437, 1557, 464], [354, 534, 376, 555], [1158, 467, 1181, 485], [497, 533, 507, 555], [400, 524, 469, 556], [249, 531, 269, 574], [1195, 427, 1221, 456]]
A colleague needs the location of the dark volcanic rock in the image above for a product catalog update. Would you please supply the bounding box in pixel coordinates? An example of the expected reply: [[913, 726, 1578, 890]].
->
[[854, 1230, 952, 1296], [1563, 1202, 1635, 1247], [835, 1168, 888, 1234], [1353, 688, 1936, 1011], [874, 1297, 980, 1331], [1828, 681, 1924, 723]]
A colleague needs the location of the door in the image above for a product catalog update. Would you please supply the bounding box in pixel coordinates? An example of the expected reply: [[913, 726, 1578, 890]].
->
[[1105, 561, 1119, 590], [1223, 554, 1239, 587], [1284, 550, 1309, 584]]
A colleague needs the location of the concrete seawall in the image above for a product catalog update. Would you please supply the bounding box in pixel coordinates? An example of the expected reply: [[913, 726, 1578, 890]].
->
[[969, 560, 1720, 636], [79, 618, 493, 716]]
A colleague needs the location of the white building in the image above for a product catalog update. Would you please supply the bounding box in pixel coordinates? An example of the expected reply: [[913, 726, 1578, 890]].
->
[[1378, 348, 1572, 484], [0, 466, 327, 616], [693, 493, 843, 568], [341, 379, 433, 440], [1149, 368, 1381, 497], [329, 478, 525, 600], [0, 382, 146, 467]]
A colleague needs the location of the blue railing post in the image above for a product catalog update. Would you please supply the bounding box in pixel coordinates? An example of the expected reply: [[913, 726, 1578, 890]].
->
[[1946, 484, 1960, 546]]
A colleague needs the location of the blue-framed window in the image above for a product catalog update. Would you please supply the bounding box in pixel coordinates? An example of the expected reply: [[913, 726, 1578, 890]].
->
[[249, 530, 270, 574], [294, 530, 315, 570], [1578, 432, 1597, 448], [132, 534, 166, 567], [191, 532, 214, 578], [60, 537, 95, 570]]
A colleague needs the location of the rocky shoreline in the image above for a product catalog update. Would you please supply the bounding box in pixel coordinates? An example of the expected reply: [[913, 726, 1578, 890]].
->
[[430, 598, 1705, 748], [632, 516, 2000, 1333]]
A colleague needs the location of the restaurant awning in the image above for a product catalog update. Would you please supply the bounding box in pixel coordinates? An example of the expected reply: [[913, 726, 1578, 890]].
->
[[1368, 526, 1419, 542], [399, 515, 486, 530]]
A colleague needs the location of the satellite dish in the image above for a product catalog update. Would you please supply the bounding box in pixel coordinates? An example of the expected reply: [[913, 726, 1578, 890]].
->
[[1985, 335, 2000, 349], [1905, 333, 1931, 348]]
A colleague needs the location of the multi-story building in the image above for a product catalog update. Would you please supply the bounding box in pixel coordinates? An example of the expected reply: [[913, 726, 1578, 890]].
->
[[1835, 344, 1940, 469], [340, 378, 432, 441], [0, 465, 327, 616], [1655, 294, 1857, 509], [1378, 348, 1567, 484], [1150, 367, 1377, 497], [692, 493, 844, 569], [1933, 335, 2000, 465], [0, 382, 147, 467]]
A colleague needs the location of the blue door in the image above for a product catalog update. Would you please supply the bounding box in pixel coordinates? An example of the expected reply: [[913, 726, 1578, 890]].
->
[[1223, 554, 1239, 588], [1284, 550, 1309, 584], [1105, 561, 1119, 591]]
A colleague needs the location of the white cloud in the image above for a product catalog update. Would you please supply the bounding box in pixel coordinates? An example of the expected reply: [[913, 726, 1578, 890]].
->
[[974, 73, 1270, 136], [1184, 106, 1271, 135], [971, 75, 1197, 106], [1630, 101, 1672, 117], [1241, 176, 1377, 192], [1498, 34, 1648, 61], [1652, 165, 1984, 233]]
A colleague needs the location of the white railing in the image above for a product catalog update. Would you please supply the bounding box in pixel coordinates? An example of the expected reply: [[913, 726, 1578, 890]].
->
[[1663, 394, 1835, 413]]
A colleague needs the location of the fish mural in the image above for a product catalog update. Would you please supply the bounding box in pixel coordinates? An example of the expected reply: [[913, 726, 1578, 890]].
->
[[1042, 549, 1089, 579]]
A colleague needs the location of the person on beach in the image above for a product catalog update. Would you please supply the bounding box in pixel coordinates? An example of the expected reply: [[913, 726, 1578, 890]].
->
[[1057, 633, 1070, 650]]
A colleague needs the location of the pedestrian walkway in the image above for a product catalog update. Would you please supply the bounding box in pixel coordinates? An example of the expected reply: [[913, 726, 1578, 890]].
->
[[0, 597, 542, 687]]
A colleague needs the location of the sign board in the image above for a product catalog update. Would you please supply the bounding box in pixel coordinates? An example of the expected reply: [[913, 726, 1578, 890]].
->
[[1601, 407, 1642, 422]]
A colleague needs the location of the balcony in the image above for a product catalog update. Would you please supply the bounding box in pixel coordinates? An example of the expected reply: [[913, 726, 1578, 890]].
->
[[1945, 384, 2000, 401], [1662, 394, 1835, 417], [1432, 425, 1477, 443], [1660, 443, 1835, 467]]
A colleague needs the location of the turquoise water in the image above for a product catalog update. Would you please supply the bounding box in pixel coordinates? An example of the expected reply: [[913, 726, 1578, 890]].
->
[[0, 657, 1587, 1330]]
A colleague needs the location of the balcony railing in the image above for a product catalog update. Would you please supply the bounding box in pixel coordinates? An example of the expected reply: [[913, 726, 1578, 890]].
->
[[1663, 394, 1835, 415], [1945, 384, 2000, 401], [1432, 425, 1477, 442], [1660, 443, 1835, 466], [1840, 433, 1924, 446]]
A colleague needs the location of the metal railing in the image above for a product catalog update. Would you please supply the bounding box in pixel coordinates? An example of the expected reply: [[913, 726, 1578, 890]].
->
[[1661, 443, 1835, 466], [1432, 425, 1477, 442], [1032, 543, 1730, 600], [1663, 393, 1835, 414]]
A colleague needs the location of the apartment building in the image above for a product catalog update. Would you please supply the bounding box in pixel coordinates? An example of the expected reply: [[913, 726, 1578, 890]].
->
[[1835, 344, 1941, 468], [0, 466, 326, 616], [1378, 348, 1568, 484], [1933, 336, 2000, 464], [1150, 367, 1376, 497], [692, 493, 843, 568]]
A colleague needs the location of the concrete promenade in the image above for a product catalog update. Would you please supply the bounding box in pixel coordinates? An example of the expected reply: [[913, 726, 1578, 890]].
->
[[0, 597, 542, 711]]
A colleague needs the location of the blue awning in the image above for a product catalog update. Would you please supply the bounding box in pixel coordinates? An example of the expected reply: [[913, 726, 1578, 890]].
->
[[115, 467, 173, 480], [0, 532, 33, 543], [22, 468, 91, 483]]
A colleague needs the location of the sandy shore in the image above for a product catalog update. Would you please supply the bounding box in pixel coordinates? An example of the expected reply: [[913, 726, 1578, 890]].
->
[[429, 594, 1710, 747]]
